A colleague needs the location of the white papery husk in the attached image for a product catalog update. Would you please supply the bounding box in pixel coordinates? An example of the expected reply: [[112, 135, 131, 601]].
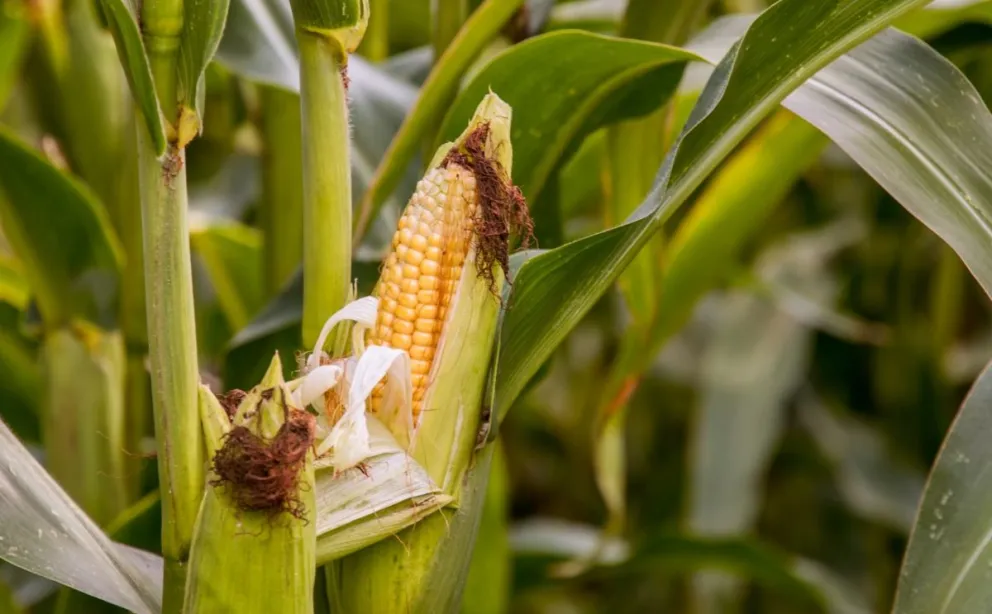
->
[[285, 297, 449, 562]]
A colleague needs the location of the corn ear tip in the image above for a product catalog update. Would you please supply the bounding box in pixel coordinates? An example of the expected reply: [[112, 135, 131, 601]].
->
[[260, 351, 286, 387]]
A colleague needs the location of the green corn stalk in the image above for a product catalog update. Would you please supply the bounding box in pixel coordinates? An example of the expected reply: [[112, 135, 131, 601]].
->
[[259, 85, 304, 298], [290, 0, 368, 347], [184, 353, 316, 614], [328, 94, 516, 614]]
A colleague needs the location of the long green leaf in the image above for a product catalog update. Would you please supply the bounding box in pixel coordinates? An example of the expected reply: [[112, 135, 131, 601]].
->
[[493, 0, 930, 423], [436, 31, 700, 203], [0, 128, 124, 326], [0, 418, 161, 613], [692, 16, 992, 302], [688, 223, 851, 612], [893, 358, 992, 613], [97, 0, 166, 154]]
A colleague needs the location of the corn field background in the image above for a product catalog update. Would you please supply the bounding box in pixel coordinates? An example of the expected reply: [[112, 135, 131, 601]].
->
[[4, 0, 992, 612]]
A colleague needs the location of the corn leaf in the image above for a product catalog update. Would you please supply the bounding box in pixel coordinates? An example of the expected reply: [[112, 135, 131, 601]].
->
[[0, 3, 29, 111], [0, 128, 124, 326], [190, 222, 265, 332], [799, 394, 924, 534], [176, 0, 231, 137], [493, 0, 931, 424], [437, 32, 699, 205], [693, 16, 992, 303], [687, 223, 855, 612], [96, 0, 166, 154], [0, 418, 161, 613], [510, 519, 870, 614], [893, 358, 992, 613]]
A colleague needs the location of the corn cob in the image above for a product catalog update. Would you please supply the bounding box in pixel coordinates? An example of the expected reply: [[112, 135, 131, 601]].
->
[[368, 164, 477, 418]]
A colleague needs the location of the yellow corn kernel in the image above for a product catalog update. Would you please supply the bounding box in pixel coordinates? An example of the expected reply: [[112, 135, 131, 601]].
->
[[368, 164, 478, 418]]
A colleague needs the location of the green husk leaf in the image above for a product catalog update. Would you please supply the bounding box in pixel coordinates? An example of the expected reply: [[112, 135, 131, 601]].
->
[[328, 92, 517, 614]]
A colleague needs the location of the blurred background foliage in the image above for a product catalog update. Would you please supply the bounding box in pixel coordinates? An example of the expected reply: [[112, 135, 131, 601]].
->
[[2, 0, 992, 612]]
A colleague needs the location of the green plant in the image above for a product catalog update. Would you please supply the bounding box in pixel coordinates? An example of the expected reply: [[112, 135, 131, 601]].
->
[[3, 0, 992, 612]]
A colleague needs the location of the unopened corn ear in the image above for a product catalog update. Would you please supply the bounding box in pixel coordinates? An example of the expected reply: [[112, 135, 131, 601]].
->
[[183, 353, 316, 614], [331, 92, 531, 614]]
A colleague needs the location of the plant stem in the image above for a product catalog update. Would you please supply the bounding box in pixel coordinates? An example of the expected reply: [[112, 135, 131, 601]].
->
[[259, 85, 304, 298], [298, 31, 352, 348], [432, 0, 467, 58], [137, 127, 203, 613], [363, 0, 389, 61], [138, 0, 202, 605]]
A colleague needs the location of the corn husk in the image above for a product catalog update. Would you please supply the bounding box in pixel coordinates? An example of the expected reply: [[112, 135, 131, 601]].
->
[[326, 93, 515, 614], [183, 354, 315, 614]]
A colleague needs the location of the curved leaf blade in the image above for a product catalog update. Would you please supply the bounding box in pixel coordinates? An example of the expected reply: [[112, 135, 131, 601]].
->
[[97, 0, 166, 154], [692, 16, 992, 303], [894, 359, 992, 613], [216, 0, 298, 91], [0, 419, 161, 613], [0, 128, 124, 325], [177, 0, 232, 137], [190, 221, 264, 332], [437, 31, 701, 203], [493, 0, 930, 422]]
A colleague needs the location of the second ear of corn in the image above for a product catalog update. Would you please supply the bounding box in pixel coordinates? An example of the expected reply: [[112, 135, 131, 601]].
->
[[183, 354, 317, 614], [329, 92, 529, 613]]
